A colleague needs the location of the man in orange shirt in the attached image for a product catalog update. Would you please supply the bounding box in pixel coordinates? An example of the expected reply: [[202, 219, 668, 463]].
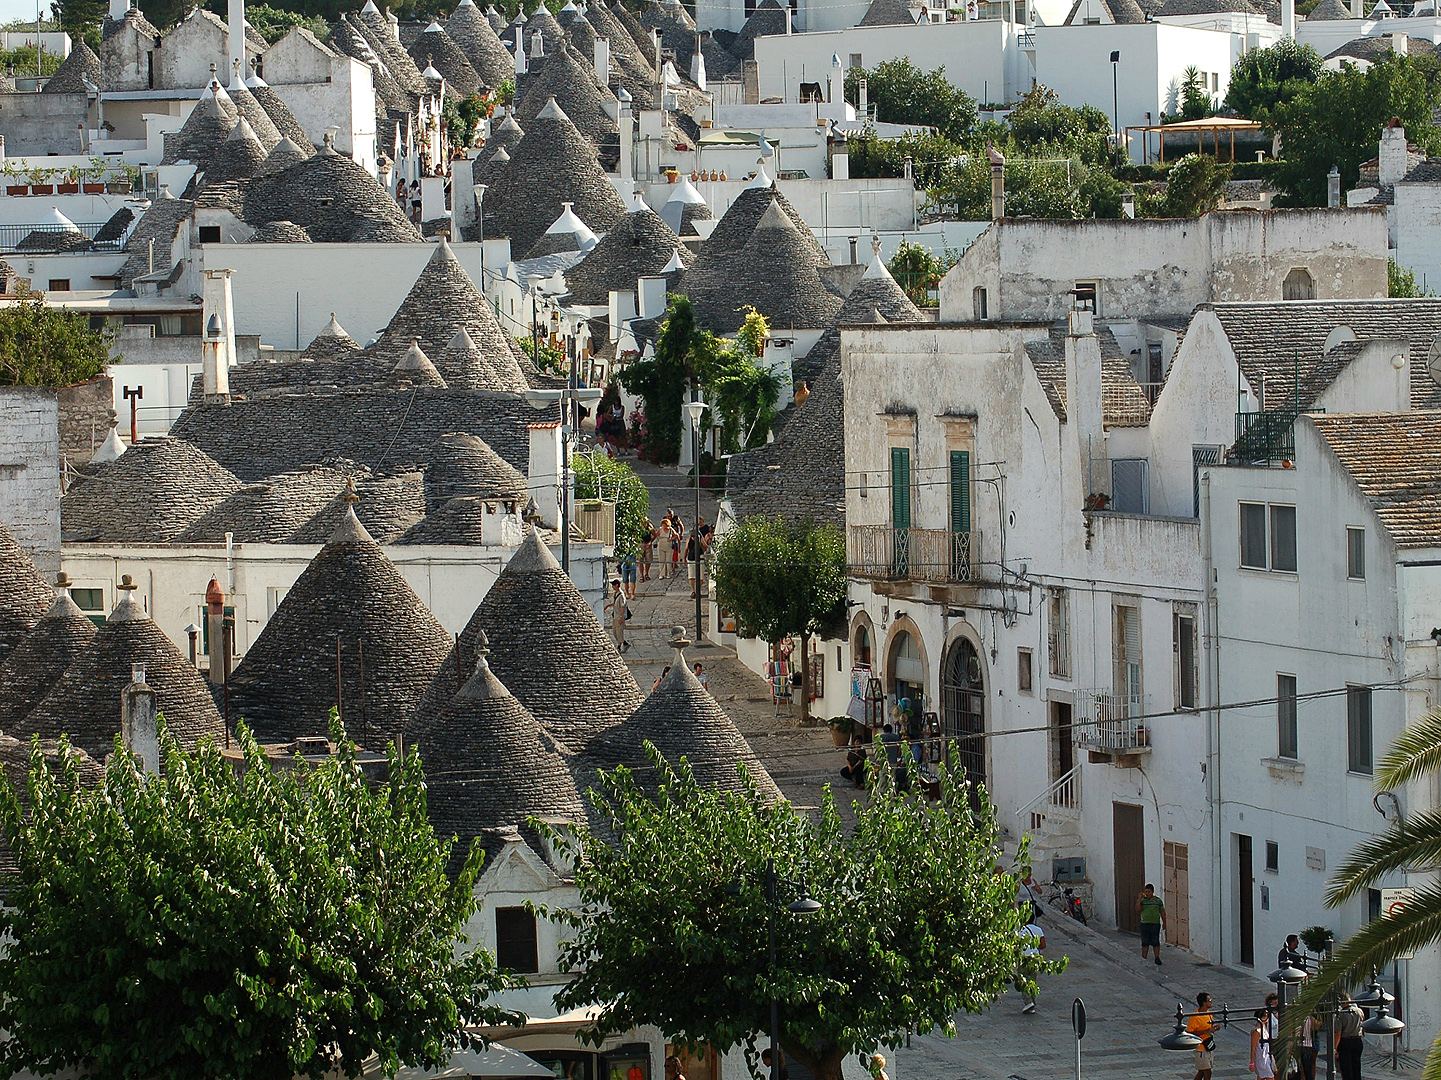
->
[[1188, 992, 1219, 1080]]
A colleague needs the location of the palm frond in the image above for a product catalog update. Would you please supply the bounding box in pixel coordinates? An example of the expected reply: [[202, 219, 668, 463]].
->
[[1324, 809, 1441, 905], [1376, 711, 1441, 791], [1421, 1026, 1441, 1080]]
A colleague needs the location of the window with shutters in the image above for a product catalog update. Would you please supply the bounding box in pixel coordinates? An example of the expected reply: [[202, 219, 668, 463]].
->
[[1347, 685, 1372, 774], [1277, 673, 1297, 759], [973, 286, 988, 320], [1017, 648, 1033, 693], [1110, 459, 1149, 515], [495, 906, 539, 973], [1173, 605, 1196, 711], [949, 450, 971, 532], [1113, 602, 1141, 705], [1047, 587, 1071, 679], [1239, 501, 1297, 572], [890, 446, 911, 576]]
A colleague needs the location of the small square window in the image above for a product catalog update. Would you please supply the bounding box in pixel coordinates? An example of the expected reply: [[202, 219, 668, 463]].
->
[[1270, 505, 1297, 572], [1265, 840, 1279, 873], [849, 52, 863, 69], [72, 587, 105, 627], [495, 906, 538, 973], [1347, 526, 1365, 580], [198, 225, 221, 243], [1240, 502, 1267, 569], [1017, 648, 1033, 693], [46, 278, 70, 291], [1074, 280, 1098, 314]]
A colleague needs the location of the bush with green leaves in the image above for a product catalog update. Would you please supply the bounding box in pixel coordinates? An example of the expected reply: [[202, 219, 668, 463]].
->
[[0, 721, 520, 1080], [574, 451, 650, 558], [1225, 38, 1323, 122], [1157, 153, 1231, 217], [843, 58, 977, 142], [1389, 257, 1428, 297]]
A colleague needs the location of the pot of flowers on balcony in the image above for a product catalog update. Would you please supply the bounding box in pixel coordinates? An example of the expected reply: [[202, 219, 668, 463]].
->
[[827, 714, 854, 748], [4, 160, 28, 196], [82, 159, 107, 194], [1083, 491, 1111, 512], [105, 164, 138, 194], [56, 167, 80, 194], [29, 166, 57, 195]]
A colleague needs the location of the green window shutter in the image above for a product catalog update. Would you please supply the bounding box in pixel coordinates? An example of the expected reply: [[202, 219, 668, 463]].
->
[[950, 450, 971, 533], [890, 447, 911, 529]]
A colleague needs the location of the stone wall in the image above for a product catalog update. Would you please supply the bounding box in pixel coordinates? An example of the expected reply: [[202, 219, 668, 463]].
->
[[0, 385, 60, 573], [58, 374, 115, 469], [0, 91, 92, 157]]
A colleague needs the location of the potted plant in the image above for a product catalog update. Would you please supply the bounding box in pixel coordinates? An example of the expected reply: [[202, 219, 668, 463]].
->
[[56, 166, 79, 194], [82, 158, 107, 193], [29, 166, 57, 195], [106, 164, 138, 194], [2, 159, 26, 196], [1299, 925, 1334, 957], [827, 715, 854, 748]]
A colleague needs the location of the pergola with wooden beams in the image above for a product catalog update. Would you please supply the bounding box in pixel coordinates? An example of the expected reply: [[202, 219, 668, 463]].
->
[[1124, 117, 1265, 165]]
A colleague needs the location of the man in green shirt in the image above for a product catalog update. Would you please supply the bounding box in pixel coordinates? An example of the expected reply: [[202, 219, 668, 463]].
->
[[1136, 883, 1166, 965]]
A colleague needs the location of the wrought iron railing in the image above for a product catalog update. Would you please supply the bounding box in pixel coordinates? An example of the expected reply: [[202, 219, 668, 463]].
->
[[0, 221, 118, 253], [1232, 409, 1297, 465], [1075, 688, 1149, 752], [848, 525, 978, 583], [1015, 764, 1081, 834]]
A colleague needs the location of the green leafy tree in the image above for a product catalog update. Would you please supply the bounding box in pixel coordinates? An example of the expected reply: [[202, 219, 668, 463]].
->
[[887, 239, 947, 307], [574, 451, 650, 558], [0, 722, 520, 1080], [618, 294, 712, 464], [1389, 257, 1428, 297], [0, 43, 62, 76], [548, 751, 1060, 1080], [1282, 710, 1441, 1079], [1006, 84, 1112, 165], [1158, 152, 1231, 217], [514, 332, 565, 375], [0, 288, 110, 388], [51, 0, 107, 39], [1271, 56, 1441, 205], [1225, 38, 1323, 122], [844, 58, 977, 142], [711, 516, 846, 722]]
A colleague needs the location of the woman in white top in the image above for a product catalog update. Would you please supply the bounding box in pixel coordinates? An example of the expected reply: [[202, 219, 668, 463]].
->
[[1298, 1013, 1319, 1080], [1249, 995, 1279, 1080]]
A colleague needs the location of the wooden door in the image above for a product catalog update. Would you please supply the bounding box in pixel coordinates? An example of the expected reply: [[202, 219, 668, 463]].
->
[[1050, 701, 1073, 782], [1113, 802, 1145, 933], [1238, 834, 1255, 965], [1163, 841, 1190, 950]]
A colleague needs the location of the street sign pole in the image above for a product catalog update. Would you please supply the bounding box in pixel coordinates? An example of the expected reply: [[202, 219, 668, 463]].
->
[[1072, 998, 1087, 1080]]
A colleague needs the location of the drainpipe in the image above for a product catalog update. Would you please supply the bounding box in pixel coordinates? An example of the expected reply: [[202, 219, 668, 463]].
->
[[1201, 468, 1224, 965]]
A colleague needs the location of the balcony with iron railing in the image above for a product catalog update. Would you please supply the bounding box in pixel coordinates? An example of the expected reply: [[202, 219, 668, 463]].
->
[[1074, 688, 1150, 758], [0, 221, 124, 254], [848, 525, 979, 584], [1231, 409, 1297, 466]]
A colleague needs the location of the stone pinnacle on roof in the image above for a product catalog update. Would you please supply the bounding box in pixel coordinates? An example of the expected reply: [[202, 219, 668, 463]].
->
[[224, 78, 283, 151], [161, 80, 239, 167], [394, 338, 449, 387], [206, 116, 268, 182], [0, 572, 98, 730]]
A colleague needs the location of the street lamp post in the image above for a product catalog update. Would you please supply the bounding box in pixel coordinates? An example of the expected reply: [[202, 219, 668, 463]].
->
[[684, 395, 706, 644], [475, 182, 487, 294], [1110, 51, 1121, 168], [526, 381, 603, 577], [759, 858, 821, 1080], [528, 274, 543, 373]]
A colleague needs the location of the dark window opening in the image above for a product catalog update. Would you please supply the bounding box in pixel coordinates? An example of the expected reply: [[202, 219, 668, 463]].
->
[[47, 278, 70, 291], [496, 906, 538, 973], [1265, 840, 1279, 873], [198, 226, 221, 244]]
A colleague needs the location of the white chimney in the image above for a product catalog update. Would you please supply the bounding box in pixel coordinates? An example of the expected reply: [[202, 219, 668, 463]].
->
[[201, 268, 235, 401], [228, 0, 246, 88], [527, 422, 562, 527], [858, 76, 868, 115], [618, 87, 634, 180], [1391, 30, 1408, 53], [637, 275, 668, 319], [1065, 307, 1104, 491], [531, 29, 544, 57], [594, 35, 610, 83], [1281, 0, 1294, 37], [109, 0, 129, 21], [828, 52, 843, 104], [514, 34, 526, 74], [1327, 165, 1341, 208], [1380, 121, 1408, 187], [121, 663, 160, 774], [609, 288, 637, 336], [690, 38, 707, 91]]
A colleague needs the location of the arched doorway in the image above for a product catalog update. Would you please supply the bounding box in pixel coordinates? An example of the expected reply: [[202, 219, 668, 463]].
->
[[853, 621, 873, 669], [889, 629, 925, 709], [942, 637, 986, 805]]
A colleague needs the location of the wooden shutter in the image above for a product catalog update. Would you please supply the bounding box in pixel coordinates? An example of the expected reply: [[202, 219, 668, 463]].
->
[[890, 447, 911, 529], [949, 449, 971, 533]]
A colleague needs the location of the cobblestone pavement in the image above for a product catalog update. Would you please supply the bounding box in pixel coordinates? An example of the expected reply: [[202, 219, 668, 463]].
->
[[615, 458, 1419, 1080]]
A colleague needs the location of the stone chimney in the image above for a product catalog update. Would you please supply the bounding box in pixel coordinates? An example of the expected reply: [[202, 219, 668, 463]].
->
[[205, 576, 226, 686], [1065, 306, 1104, 492], [228, 0, 246, 88], [1327, 165, 1341, 208], [514, 33, 526, 74], [1380, 119, 1408, 188], [828, 52, 843, 104], [109, 0, 129, 22], [1391, 30, 1407, 54], [618, 86, 633, 180], [201, 268, 235, 401], [531, 29, 544, 58], [122, 662, 159, 774], [989, 145, 1006, 220], [637, 274, 667, 319], [594, 35, 610, 84]]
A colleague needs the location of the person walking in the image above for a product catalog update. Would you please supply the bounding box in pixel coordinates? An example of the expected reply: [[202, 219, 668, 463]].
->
[[1249, 995, 1279, 1080], [1014, 914, 1045, 1014], [657, 514, 676, 579], [1188, 992, 1218, 1080], [686, 524, 706, 599], [670, 511, 685, 577], [1016, 868, 1043, 924], [639, 519, 655, 583], [606, 578, 629, 653], [620, 551, 638, 600], [1298, 1010, 1321, 1080], [1136, 883, 1166, 964], [1336, 998, 1366, 1080]]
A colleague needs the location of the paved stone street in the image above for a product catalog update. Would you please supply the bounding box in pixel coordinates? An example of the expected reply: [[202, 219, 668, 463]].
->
[[616, 459, 1420, 1080]]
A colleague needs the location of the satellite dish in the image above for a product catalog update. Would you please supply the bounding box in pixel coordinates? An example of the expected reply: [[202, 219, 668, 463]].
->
[[1428, 335, 1441, 386]]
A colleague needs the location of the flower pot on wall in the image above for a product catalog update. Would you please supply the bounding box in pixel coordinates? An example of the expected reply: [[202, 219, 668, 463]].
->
[[56, 182, 79, 194], [82, 183, 104, 193], [30, 184, 53, 195], [5, 185, 27, 196], [105, 179, 132, 194]]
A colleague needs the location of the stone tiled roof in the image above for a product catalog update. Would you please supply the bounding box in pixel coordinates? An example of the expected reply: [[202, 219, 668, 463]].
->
[[245, 79, 313, 155], [103, 7, 160, 42], [42, 41, 101, 93], [475, 111, 523, 181], [300, 312, 364, 358], [1155, 0, 1259, 13], [0, 583, 97, 730], [1024, 323, 1152, 427], [406, 639, 586, 867], [61, 437, 242, 543], [1204, 299, 1441, 409], [227, 504, 452, 743], [583, 639, 781, 798], [247, 218, 312, 242], [119, 197, 194, 289], [1065, 0, 1145, 20], [290, 471, 426, 543], [562, 206, 688, 305], [642, 0, 740, 77], [858, 0, 921, 25], [516, 45, 619, 147], [446, 0, 514, 86], [21, 582, 226, 761], [1309, 411, 1441, 547], [410, 22, 482, 95], [255, 136, 312, 177], [691, 182, 824, 267], [486, 5, 505, 33], [205, 117, 268, 182], [171, 461, 362, 543], [168, 387, 536, 481], [161, 82, 238, 167], [329, 17, 419, 116], [241, 143, 422, 242], [94, 206, 135, 244], [417, 528, 645, 746], [485, 97, 629, 261], [685, 199, 842, 334], [566, 13, 597, 57], [523, 3, 568, 54], [393, 339, 448, 387], [589, 3, 657, 107], [353, 6, 430, 96], [610, 1, 656, 65], [393, 495, 518, 544], [435, 327, 530, 392], [731, 0, 787, 60], [727, 261, 920, 528], [0, 523, 52, 668], [1307, 0, 1354, 17], [365, 239, 535, 385], [1327, 35, 1435, 60], [226, 81, 282, 150], [425, 431, 527, 508], [16, 226, 90, 254]]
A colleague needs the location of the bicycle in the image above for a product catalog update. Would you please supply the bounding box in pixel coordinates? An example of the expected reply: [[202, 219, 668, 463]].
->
[[1047, 880, 1088, 925]]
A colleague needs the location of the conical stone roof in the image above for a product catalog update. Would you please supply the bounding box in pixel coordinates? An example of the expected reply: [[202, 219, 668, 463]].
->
[[394, 338, 449, 387], [486, 97, 628, 259], [410, 21, 483, 94], [354, 4, 430, 96], [300, 312, 363, 359], [205, 117, 267, 182], [227, 502, 453, 744], [42, 40, 101, 94], [473, 112, 523, 184], [516, 45, 618, 146], [290, 473, 426, 544], [225, 80, 283, 150], [563, 205, 687, 304], [566, 13, 597, 57], [247, 219, 312, 242], [523, 4, 567, 54], [242, 144, 421, 242], [585, 2, 656, 107], [0, 523, 53, 668], [417, 528, 645, 746], [446, 0, 515, 86], [246, 77, 315, 152], [366, 238, 531, 378], [61, 437, 241, 543], [425, 431, 527, 509], [486, 5, 506, 33], [393, 495, 512, 545], [171, 462, 362, 543], [731, 0, 786, 61], [474, 144, 512, 190], [161, 81, 238, 167], [585, 635, 781, 798], [21, 578, 226, 761], [687, 199, 842, 334], [407, 635, 586, 868], [611, 1, 656, 66], [256, 136, 311, 176], [0, 577, 97, 731], [694, 182, 824, 265], [436, 327, 529, 392]]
